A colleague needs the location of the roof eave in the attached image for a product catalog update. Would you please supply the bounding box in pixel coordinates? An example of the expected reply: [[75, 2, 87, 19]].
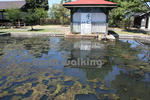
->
[[139, 11, 150, 16], [63, 4, 117, 8]]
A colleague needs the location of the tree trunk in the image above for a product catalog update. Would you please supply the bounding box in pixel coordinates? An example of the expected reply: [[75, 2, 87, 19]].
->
[[31, 25, 34, 31], [39, 18, 41, 25], [24, 23, 26, 27], [18, 20, 20, 28]]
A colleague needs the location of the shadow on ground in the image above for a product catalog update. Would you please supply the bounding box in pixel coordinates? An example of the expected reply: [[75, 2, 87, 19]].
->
[[0, 32, 11, 36], [0, 27, 10, 29], [28, 29, 45, 31], [0, 32, 7, 34], [123, 29, 150, 34]]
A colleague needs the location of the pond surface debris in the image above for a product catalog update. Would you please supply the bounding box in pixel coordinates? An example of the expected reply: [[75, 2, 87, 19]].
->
[[0, 37, 150, 100]]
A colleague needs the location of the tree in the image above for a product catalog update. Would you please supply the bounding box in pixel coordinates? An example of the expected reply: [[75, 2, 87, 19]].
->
[[23, 0, 49, 11], [4, 0, 49, 28], [23, 10, 38, 30], [48, 0, 71, 25], [22, 0, 48, 25], [50, 4, 70, 25], [4, 9, 21, 27], [35, 8, 48, 24], [108, 0, 147, 28]]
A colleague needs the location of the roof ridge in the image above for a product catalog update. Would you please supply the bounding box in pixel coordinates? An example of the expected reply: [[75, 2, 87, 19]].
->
[[63, 0, 117, 5]]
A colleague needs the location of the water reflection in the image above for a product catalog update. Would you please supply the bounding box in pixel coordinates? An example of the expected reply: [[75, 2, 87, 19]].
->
[[0, 37, 150, 100]]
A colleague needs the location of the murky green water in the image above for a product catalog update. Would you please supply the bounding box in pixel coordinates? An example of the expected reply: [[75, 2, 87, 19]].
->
[[0, 36, 150, 100]]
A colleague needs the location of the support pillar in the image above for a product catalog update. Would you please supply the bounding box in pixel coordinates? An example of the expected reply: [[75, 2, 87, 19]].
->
[[106, 23, 109, 36], [148, 16, 150, 30]]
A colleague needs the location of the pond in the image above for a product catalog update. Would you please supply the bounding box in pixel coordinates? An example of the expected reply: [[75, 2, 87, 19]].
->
[[0, 36, 150, 100]]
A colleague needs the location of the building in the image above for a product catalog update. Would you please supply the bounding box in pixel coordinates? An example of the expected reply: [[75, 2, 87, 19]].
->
[[63, 0, 117, 35], [134, 11, 150, 30], [134, 2, 150, 30], [0, 0, 26, 22]]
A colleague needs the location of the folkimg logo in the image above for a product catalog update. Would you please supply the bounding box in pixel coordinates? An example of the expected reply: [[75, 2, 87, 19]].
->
[[64, 58, 103, 68], [35, 58, 103, 68], [45, 58, 102, 68]]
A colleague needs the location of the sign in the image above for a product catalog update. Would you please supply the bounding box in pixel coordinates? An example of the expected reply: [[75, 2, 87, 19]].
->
[[81, 13, 92, 34]]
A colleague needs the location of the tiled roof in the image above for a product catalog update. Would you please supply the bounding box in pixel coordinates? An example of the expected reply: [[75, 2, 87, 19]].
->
[[0, 0, 26, 9], [63, 0, 116, 5]]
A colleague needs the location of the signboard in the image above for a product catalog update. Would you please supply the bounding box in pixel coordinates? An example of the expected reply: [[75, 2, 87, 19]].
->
[[81, 13, 92, 35]]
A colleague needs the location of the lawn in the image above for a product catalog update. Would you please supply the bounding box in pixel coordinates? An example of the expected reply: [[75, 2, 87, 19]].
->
[[110, 28, 150, 36], [0, 25, 70, 33], [0, 25, 149, 36]]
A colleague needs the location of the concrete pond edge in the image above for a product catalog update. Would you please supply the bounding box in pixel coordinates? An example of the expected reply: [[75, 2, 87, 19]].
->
[[1, 32, 150, 43]]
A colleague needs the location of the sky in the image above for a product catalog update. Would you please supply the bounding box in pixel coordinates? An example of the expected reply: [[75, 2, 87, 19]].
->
[[147, 2, 150, 7], [48, 0, 76, 7], [48, 0, 61, 7]]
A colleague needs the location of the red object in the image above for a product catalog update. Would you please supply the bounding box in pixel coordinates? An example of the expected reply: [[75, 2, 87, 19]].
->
[[63, 0, 116, 5], [70, 32, 73, 34]]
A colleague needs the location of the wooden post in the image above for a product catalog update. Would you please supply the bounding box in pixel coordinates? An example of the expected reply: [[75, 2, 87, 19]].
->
[[18, 20, 20, 28], [106, 23, 108, 36], [70, 8, 73, 34], [106, 9, 109, 36], [1, 11, 4, 20]]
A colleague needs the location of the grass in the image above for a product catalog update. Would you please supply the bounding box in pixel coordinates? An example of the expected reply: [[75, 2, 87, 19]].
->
[[0, 25, 70, 34], [110, 28, 150, 36], [0, 28, 63, 33], [115, 30, 144, 35], [0, 29, 54, 32], [0, 25, 149, 36]]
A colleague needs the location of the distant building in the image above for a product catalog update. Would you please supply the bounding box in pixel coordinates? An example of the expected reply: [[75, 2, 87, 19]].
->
[[134, 2, 150, 30], [63, 0, 117, 35], [0, 0, 26, 22]]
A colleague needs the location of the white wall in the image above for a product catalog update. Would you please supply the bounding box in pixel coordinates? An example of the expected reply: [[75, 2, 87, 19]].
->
[[148, 16, 150, 30], [72, 12, 106, 34], [91, 13, 106, 33], [141, 18, 146, 29]]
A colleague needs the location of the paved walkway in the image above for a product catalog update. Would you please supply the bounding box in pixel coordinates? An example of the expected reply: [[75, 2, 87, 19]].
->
[[1, 28, 150, 43], [118, 34, 150, 42]]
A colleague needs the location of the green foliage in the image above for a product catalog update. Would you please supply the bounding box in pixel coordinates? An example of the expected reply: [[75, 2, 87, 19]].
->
[[35, 8, 48, 19], [22, 10, 38, 30], [108, 0, 147, 27], [4, 9, 21, 23], [35, 8, 48, 24], [23, 0, 48, 25], [24, 0, 49, 11], [50, 4, 70, 25], [4, 0, 49, 27]]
